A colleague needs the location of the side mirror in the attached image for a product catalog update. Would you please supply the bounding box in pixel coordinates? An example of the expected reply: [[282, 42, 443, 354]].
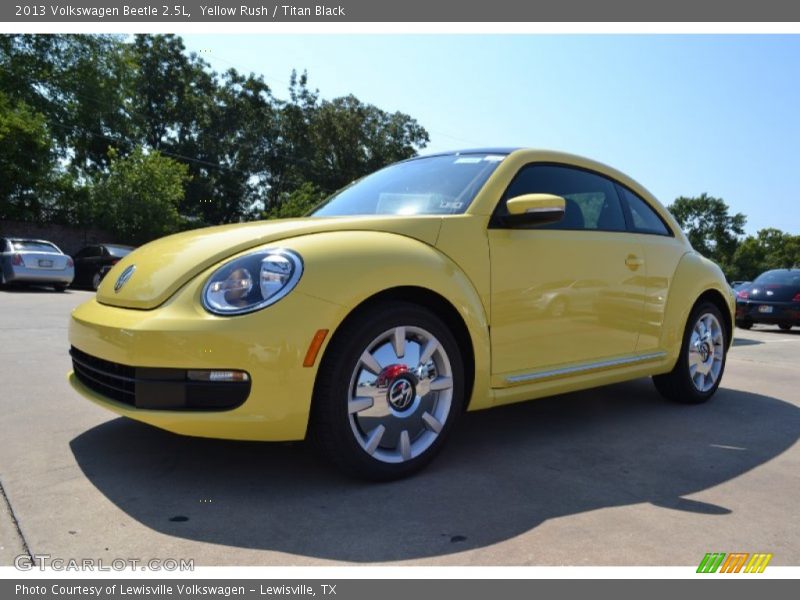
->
[[503, 193, 566, 227]]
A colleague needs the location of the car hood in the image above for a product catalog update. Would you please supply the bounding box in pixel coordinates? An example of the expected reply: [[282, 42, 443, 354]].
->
[[96, 216, 443, 309]]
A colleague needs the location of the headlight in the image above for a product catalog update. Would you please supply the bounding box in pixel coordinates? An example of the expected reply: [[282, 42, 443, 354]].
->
[[202, 248, 304, 315]]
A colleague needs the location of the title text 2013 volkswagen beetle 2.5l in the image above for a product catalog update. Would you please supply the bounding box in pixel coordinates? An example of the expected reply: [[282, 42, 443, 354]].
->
[[69, 149, 735, 480]]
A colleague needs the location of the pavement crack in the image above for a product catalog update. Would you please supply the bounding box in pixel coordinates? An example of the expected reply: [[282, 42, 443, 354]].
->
[[0, 475, 32, 560]]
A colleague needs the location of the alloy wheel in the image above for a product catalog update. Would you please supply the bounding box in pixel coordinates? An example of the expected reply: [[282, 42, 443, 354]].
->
[[688, 312, 725, 392], [347, 325, 453, 464]]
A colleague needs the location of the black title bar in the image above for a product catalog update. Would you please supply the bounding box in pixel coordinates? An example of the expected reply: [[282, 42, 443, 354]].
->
[[4, 0, 800, 22]]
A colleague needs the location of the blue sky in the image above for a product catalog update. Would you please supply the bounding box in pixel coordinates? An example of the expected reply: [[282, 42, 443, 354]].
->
[[181, 34, 800, 235]]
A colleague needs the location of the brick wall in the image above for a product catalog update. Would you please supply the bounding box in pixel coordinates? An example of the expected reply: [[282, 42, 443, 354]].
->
[[0, 220, 114, 256]]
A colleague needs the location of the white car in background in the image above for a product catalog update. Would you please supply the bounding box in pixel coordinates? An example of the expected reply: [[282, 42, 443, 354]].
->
[[0, 238, 74, 291]]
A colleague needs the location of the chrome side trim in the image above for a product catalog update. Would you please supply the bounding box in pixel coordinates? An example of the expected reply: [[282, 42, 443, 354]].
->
[[505, 351, 668, 385]]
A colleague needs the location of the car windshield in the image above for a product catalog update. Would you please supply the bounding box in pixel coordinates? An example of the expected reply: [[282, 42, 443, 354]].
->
[[754, 270, 800, 286], [105, 245, 133, 257], [311, 153, 506, 217], [12, 240, 60, 253]]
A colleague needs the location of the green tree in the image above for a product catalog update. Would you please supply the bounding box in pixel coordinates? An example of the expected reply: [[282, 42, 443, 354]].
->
[[261, 71, 429, 212], [263, 181, 326, 220], [0, 34, 135, 173], [93, 147, 189, 245], [128, 36, 282, 225], [731, 228, 800, 281], [0, 34, 430, 230], [189, 67, 278, 224], [668, 193, 746, 273], [0, 92, 57, 221], [307, 94, 430, 193]]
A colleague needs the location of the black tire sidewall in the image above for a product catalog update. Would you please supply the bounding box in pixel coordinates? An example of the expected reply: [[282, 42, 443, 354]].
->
[[311, 302, 465, 480]]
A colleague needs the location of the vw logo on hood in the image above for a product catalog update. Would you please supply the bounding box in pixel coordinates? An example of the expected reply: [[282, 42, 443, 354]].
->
[[114, 265, 136, 293]]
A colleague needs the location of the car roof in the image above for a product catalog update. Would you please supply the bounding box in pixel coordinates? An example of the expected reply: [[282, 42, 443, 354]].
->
[[5, 238, 58, 244]]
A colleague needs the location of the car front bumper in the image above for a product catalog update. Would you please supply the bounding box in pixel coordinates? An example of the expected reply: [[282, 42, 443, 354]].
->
[[68, 285, 344, 441], [736, 300, 800, 324]]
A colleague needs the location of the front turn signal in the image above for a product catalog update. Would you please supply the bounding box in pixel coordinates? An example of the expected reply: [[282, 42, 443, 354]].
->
[[303, 329, 329, 367]]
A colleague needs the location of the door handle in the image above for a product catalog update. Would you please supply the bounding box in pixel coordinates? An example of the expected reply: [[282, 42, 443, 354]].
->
[[625, 254, 644, 270]]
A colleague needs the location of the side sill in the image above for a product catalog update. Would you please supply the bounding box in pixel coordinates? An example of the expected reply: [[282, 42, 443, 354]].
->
[[503, 351, 668, 386]]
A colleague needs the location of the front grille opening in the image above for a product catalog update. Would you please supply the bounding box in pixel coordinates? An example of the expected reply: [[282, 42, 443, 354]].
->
[[69, 346, 250, 411], [70, 346, 136, 406]]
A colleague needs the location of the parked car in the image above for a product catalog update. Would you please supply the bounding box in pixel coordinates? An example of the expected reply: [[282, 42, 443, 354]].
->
[[0, 237, 74, 291], [735, 269, 800, 330], [72, 244, 135, 290], [68, 149, 735, 480]]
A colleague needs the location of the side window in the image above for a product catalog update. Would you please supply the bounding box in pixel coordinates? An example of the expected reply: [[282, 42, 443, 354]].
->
[[501, 165, 626, 231], [619, 187, 671, 235]]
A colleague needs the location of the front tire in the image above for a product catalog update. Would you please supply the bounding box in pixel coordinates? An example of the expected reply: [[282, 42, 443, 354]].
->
[[310, 302, 465, 480], [779, 323, 793, 331], [653, 301, 728, 404]]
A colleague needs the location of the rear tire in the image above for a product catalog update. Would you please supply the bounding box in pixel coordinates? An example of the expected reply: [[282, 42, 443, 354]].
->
[[53, 284, 67, 292], [653, 301, 728, 404], [91, 271, 103, 291], [779, 323, 793, 331], [309, 301, 465, 481], [735, 319, 753, 330]]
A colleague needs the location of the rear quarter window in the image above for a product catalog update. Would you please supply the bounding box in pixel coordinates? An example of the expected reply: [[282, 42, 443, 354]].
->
[[12, 241, 61, 253], [619, 187, 671, 236]]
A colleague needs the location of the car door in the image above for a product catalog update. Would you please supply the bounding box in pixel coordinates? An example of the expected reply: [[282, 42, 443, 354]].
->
[[488, 164, 646, 384], [85, 246, 105, 282], [74, 247, 93, 283]]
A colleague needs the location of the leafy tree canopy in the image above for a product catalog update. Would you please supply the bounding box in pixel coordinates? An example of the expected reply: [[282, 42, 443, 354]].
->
[[92, 147, 189, 245], [0, 33, 429, 236], [730, 228, 800, 281], [668, 193, 747, 273]]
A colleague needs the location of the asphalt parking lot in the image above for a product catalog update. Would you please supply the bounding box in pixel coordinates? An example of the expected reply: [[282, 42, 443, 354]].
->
[[1, 287, 798, 566]]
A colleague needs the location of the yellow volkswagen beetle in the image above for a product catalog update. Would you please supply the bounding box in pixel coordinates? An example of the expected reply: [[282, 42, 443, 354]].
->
[[69, 149, 734, 480]]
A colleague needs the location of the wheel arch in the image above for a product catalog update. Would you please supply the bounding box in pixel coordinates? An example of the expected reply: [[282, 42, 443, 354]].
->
[[660, 252, 736, 364], [318, 286, 478, 412], [694, 288, 734, 350]]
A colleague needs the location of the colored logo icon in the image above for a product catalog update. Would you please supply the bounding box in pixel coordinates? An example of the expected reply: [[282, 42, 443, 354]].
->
[[697, 552, 773, 573]]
